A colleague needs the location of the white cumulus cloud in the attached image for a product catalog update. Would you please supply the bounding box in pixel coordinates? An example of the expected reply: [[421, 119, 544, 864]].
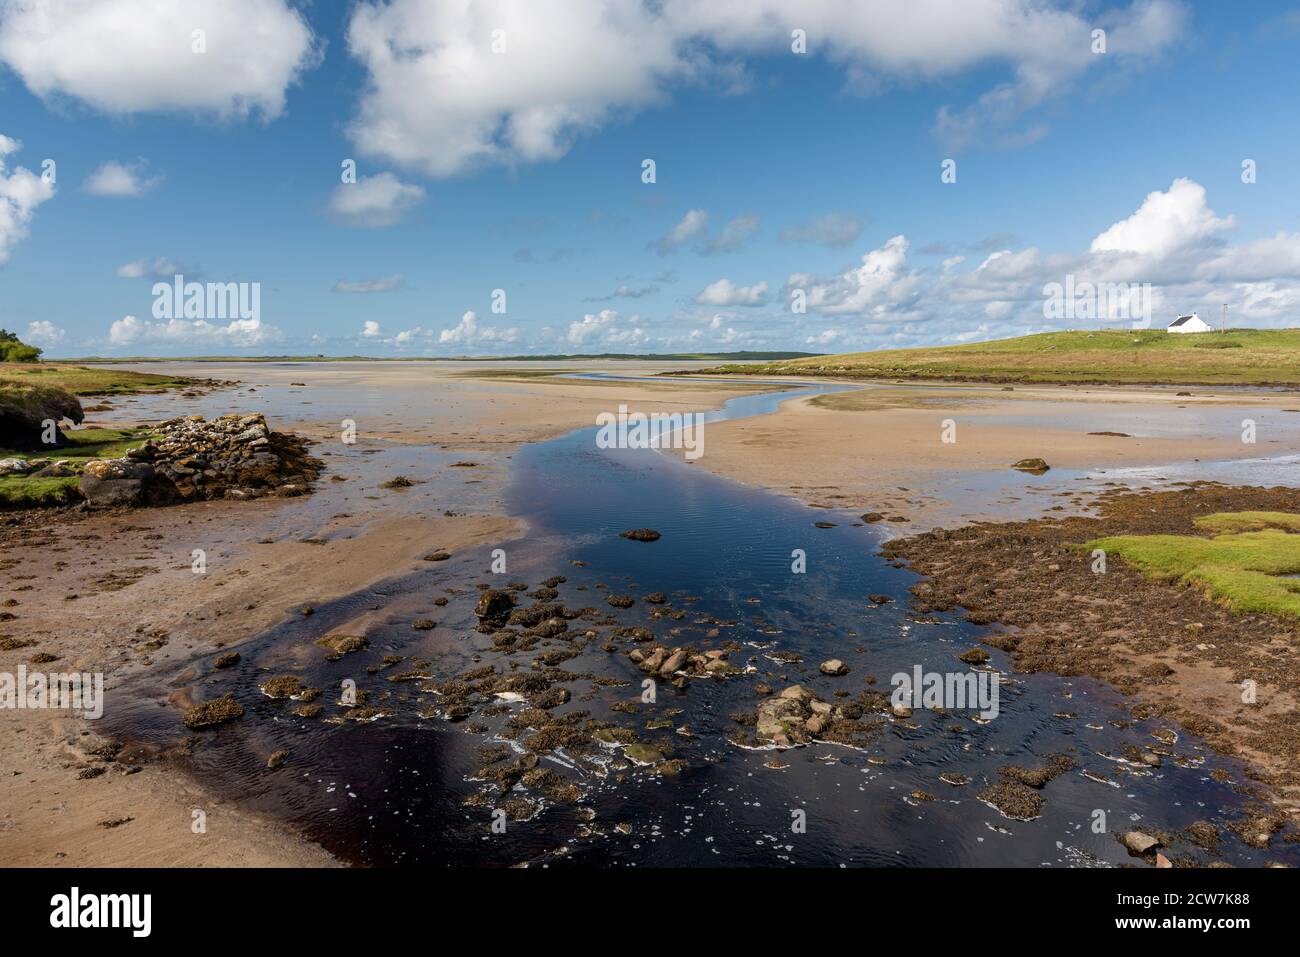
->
[[0, 0, 320, 120], [108, 313, 277, 347], [85, 160, 161, 197], [343, 0, 1185, 177], [694, 278, 769, 306], [329, 173, 425, 228], [438, 310, 518, 347], [25, 319, 65, 345], [1091, 177, 1234, 260], [0, 133, 56, 264]]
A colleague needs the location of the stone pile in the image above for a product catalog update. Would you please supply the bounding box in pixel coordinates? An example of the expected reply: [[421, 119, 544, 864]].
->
[[79, 413, 322, 508]]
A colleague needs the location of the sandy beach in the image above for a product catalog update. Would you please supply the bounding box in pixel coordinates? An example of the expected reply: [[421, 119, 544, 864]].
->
[[684, 379, 1300, 529], [5, 363, 1300, 866]]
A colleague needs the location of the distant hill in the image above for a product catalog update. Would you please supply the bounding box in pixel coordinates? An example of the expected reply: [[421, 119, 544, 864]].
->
[[691, 329, 1300, 387], [61, 351, 821, 363]]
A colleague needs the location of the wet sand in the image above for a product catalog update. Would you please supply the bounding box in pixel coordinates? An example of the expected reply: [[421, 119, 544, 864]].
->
[[5, 363, 1300, 865], [685, 379, 1300, 529]]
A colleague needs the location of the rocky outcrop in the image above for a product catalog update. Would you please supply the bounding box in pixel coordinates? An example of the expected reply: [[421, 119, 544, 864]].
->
[[0, 382, 83, 450], [78, 413, 322, 508], [627, 644, 740, 680]]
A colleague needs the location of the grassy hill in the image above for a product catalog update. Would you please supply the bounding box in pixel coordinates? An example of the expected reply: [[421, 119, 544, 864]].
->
[[694, 329, 1300, 387]]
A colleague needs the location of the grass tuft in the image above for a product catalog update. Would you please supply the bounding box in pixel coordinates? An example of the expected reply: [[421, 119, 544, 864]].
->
[[1085, 515, 1300, 619]]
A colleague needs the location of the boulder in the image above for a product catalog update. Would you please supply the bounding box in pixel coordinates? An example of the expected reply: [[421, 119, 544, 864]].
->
[[0, 382, 83, 450], [1010, 458, 1050, 474], [619, 528, 662, 542], [79, 459, 162, 508], [755, 685, 834, 748], [820, 659, 849, 676], [659, 648, 689, 676], [1120, 831, 1162, 855], [0, 457, 45, 476], [475, 589, 517, 621]]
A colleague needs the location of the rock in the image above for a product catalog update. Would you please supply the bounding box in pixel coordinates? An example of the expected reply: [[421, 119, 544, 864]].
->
[[819, 659, 849, 676], [79, 459, 161, 507], [0, 381, 83, 449], [1010, 458, 1050, 474], [314, 634, 368, 660], [958, 647, 990, 665], [659, 648, 689, 676], [607, 594, 635, 608], [813, 521, 837, 528], [267, 750, 288, 769], [475, 589, 517, 621], [624, 743, 663, 765], [639, 648, 667, 673], [867, 594, 892, 605], [979, 781, 1043, 820], [891, 700, 913, 718], [213, 652, 240, 669], [260, 675, 309, 699], [1154, 853, 1173, 869], [78, 413, 321, 509], [1120, 831, 1162, 855], [1140, 751, 1162, 767], [423, 551, 451, 561], [0, 457, 41, 476], [755, 685, 830, 748], [183, 694, 244, 729], [860, 512, 885, 523], [619, 528, 661, 542]]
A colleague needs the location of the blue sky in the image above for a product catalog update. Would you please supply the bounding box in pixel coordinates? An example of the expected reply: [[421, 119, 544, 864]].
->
[[2, 0, 1299, 357]]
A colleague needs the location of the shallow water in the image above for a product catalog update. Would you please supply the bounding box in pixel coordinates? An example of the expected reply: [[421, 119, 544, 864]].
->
[[103, 376, 1299, 868]]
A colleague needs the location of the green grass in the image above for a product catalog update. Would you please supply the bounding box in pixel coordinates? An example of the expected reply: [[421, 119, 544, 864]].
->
[[693, 328, 1300, 386], [1084, 514, 1300, 618], [0, 475, 80, 508], [0, 426, 150, 462], [1193, 511, 1300, 534], [0, 427, 151, 509], [0, 362, 195, 395]]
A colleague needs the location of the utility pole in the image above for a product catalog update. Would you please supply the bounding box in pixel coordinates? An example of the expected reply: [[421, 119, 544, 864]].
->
[[1222, 303, 1227, 333]]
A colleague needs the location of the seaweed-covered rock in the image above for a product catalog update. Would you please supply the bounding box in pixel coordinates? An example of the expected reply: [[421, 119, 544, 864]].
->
[[620, 528, 661, 542], [1010, 458, 1050, 474], [475, 589, 517, 621], [183, 694, 244, 729], [314, 634, 369, 660]]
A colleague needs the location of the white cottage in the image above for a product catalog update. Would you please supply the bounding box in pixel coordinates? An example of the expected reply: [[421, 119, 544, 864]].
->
[[1168, 312, 1213, 334]]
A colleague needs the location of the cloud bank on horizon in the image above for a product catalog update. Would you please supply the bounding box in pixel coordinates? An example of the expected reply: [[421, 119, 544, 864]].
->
[[1, 0, 1298, 356]]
